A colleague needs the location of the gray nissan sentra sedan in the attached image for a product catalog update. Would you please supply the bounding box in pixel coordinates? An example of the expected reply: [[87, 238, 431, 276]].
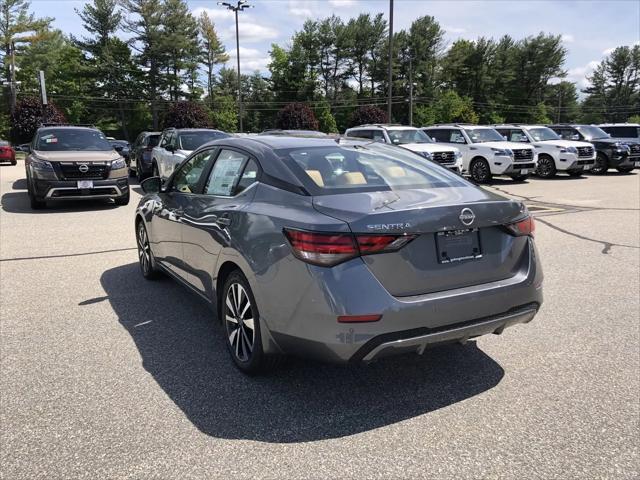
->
[[135, 136, 543, 373]]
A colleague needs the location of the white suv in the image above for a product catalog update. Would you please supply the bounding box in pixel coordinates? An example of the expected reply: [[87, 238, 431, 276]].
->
[[152, 128, 229, 180], [494, 124, 596, 178], [344, 124, 463, 173], [422, 124, 537, 183]]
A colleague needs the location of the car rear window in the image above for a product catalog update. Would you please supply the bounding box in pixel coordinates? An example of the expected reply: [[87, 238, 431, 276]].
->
[[602, 126, 639, 138], [178, 131, 229, 150], [280, 143, 468, 195], [35, 129, 112, 151]]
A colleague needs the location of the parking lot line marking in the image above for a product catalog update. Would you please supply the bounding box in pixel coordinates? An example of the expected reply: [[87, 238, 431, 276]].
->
[[0, 247, 137, 263]]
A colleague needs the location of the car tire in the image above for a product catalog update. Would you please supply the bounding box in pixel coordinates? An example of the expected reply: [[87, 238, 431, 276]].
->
[[114, 190, 130, 206], [136, 220, 161, 280], [222, 270, 280, 375], [470, 158, 492, 184], [616, 166, 633, 174], [152, 162, 159, 178], [535, 154, 556, 178], [27, 180, 46, 210], [591, 153, 608, 174], [11, 160, 17, 166], [136, 163, 146, 183]]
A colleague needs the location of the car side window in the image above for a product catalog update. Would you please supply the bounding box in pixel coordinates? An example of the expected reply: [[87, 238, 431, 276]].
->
[[171, 149, 215, 194], [349, 130, 372, 139], [450, 130, 466, 143], [424, 129, 445, 142], [372, 130, 385, 142], [236, 159, 259, 194], [510, 130, 528, 142], [205, 149, 249, 196]]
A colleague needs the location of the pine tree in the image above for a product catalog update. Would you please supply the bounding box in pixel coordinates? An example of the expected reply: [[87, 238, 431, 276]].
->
[[198, 11, 228, 101]]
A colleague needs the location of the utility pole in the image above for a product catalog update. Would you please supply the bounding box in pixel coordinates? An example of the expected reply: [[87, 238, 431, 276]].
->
[[218, 1, 253, 133], [10, 41, 17, 116], [557, 86, 563, 123], [387, 0, 394, 123], [408, 55, 413, 126]]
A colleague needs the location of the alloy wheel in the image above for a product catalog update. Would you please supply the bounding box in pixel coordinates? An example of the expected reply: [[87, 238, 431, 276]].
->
[[471, 160, 490, 183], [225, 282, 255, 362], [137, 222, 151, 275], [536, 157, 554, 178]]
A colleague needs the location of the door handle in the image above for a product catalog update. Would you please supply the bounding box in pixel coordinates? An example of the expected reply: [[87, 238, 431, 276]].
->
[[216, 215, 231, 227]]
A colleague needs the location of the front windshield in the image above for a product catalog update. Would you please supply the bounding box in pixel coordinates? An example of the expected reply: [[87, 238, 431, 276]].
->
[[178, 131, 229, 150], [576, 126, 610, 140], [35, 129, 112, 152], [528, 127, 561, 141], [280, 143, 468, 194], [466, 128, 505, 143], [387, 129, 432, 145]]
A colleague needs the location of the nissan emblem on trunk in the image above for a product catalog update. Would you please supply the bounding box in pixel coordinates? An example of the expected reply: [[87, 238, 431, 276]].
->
[[459, 208, 475, 226], [78, 164, 89, 173]]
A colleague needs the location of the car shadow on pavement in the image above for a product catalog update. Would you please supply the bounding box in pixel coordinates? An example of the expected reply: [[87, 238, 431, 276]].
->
[[100, 263, 505, 443], [1, 177, 120, 214]]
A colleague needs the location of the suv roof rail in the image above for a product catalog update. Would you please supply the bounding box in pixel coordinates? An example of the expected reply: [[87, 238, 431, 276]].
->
[[352, 123, 404, 128], [39, 122, 96, 128], [429, 123, 479, 127]]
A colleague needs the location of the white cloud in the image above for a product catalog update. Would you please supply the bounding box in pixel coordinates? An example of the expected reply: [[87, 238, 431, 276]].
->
[[444, 25, 466, 34], [602, 47, 616, 55], [192, 7, 234, 21], [329, 0, 356, 6], [227, 47, 270, 72], [561, 34, 574, 43], [567, 60, 601, 88], [288, 0, 315, 18], [223, 23, 279, 43]]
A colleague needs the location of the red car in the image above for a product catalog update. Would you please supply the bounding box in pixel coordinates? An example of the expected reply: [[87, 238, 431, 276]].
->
[[0, 141, 16, 165]]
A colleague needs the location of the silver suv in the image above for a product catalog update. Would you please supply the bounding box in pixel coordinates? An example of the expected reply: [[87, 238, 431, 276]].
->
[[344, 124, 463, 173]]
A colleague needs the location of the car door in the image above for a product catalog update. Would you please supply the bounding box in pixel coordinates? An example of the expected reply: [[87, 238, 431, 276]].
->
[[181, 148, 260, 297], [152, 150, 214, 283]]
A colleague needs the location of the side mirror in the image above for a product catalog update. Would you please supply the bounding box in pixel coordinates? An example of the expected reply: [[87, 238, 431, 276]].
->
[[391, 138, 400, 144], [114, 145, 124, 152], [571, 134, 580, 140], [19, 143, 31, 153], [166, 145, 175, 153], [141, 176, 162, 194]]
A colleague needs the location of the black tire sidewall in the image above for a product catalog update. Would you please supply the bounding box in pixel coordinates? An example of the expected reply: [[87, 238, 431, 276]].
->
[[536, 155, 556, 178], [470, 158, 491, 183], [222, 271, 266, 374], [592, 154, 608, 174]]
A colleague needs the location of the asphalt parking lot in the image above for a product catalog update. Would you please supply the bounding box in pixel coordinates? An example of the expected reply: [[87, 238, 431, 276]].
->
[[1, 164, 638, 479]]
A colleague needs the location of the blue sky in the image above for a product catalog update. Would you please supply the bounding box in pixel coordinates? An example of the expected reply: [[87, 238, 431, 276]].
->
[[33, 0, 640, 89]]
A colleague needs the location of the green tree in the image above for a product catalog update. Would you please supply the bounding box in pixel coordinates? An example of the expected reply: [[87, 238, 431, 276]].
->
[[198, 11, 227, 100], [545, 81, 580, 123], [210, 95, 237, 132], [122, 0, 167, 128], [314, 100, 338, 133], [163, 0, 200, 101]]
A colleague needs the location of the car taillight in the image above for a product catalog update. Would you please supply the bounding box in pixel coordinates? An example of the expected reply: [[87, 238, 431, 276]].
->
[[505, 216, 535, 237], [283, 229, 416, 267]]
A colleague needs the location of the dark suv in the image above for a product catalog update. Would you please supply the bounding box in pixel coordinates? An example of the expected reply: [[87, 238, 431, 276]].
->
[[548, 124, 639, 174], [25, 125, 130, 209], [129, 131, 160, 182]]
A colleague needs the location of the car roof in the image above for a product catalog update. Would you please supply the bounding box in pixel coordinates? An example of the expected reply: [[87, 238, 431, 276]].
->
[[599, 123, 639, 127], [349, 124, 415, 131], [163, 128, 225, 132]]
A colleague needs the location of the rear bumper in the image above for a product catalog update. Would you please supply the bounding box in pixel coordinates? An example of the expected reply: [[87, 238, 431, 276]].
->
[[34, 178, 129, 201], [261, 238, 543, 363], [355, 303, 538, 362]]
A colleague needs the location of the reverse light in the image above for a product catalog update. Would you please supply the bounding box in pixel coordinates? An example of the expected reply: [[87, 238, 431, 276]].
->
[[283, 229, 416, 267], [504, 216, 535, 237]]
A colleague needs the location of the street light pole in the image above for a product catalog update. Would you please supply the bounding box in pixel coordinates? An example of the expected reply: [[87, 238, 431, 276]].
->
[[408, 54, 413, 126], [218, 1, 253, 133], [387, 0, 394, 123]]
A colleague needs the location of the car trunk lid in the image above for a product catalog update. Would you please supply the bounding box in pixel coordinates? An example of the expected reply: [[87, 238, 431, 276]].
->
[[313, 187, 530, 296]]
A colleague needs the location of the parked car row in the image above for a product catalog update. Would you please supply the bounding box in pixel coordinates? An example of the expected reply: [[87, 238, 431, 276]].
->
[[343, 122, 640, 183]]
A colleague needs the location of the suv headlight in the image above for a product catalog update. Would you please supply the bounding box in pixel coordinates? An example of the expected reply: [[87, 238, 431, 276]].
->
[[560, 146, 578, 154], [111, 158, 127, 169], [31, 158, 54, 171], [492, 148, 513, 157], [454, 150, 462, 160], [614, 143, 630, 152], [421, 151, 433, 161]]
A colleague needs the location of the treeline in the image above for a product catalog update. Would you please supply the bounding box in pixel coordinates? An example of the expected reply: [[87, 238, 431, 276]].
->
[[1, 0, 639, 141]]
